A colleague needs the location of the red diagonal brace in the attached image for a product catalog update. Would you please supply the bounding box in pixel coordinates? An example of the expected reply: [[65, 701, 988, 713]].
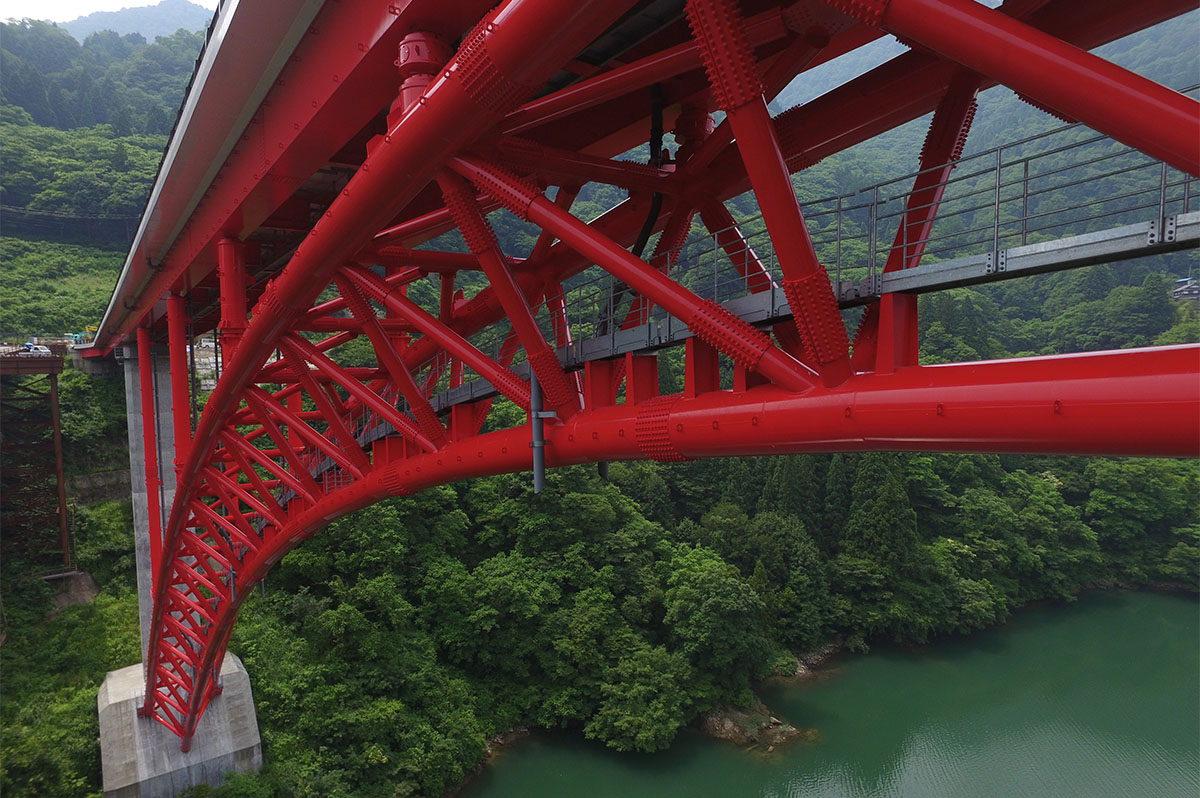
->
[[282, 334, 437, 452], [204, 456, 282, 533], [438, 171, 578, 416], [344, 264, 533, 410], [621, 204, 696, 329], [335, 274, 448, 448], [869, 69, 982, 373], [494, 137, 676, 194], [276, 344, 370, 477], [245, 384, 366, 480], [686, 0, 852, 386], [830, 0, 1200, 175], [450, 156, 816, 393], [217, 431, 286, 524], [238, 394, 323, 500], [698, 202, 774, 294]]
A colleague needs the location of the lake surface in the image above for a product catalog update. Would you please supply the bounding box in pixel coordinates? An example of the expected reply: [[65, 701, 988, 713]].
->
[[463, 591, 1199, 798]]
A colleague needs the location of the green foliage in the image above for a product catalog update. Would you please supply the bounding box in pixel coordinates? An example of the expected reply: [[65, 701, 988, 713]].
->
[[584, 644, 693, 752], [1, 20, 202, 135], [1, 108, 167, 216], [664, 544, 771, 703], [0, 590, 140, 798], [0, 237, 124, 337], [74, 501, 137, 590], [56, 367, 129, 474]]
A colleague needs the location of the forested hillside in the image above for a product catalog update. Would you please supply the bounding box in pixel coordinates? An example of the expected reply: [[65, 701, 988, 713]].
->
[[0, 8, 1196, 798], [61, 0, 213, 43], [0, 19, 203, 334]]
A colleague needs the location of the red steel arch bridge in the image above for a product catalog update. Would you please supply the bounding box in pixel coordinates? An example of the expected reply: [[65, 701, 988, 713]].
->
[[85, 0, 1200, 751]]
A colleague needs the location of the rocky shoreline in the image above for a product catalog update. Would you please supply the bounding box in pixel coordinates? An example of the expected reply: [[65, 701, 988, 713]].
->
[[452, 640, 850, 793], [695, 699, 817, 751], [695, 639, 845, 751], [786, 639, 845, 680]]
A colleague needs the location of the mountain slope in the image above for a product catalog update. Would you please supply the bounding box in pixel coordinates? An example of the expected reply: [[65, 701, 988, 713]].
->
[[61, 0, 211, 42]]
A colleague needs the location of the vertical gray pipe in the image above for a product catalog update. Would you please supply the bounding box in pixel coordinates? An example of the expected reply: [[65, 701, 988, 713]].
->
[[531, 373, 546, 494]]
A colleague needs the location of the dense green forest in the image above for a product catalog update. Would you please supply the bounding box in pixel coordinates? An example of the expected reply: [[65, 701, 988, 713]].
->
[[0, 19, 202, 249], [1, 8, 1197, 798]]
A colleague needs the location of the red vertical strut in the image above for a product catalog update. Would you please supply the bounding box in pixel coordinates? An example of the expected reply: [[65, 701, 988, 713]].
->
[[167, 293, 191, 473], [869, 70, 981, 373], [217, 239, 247, 362]]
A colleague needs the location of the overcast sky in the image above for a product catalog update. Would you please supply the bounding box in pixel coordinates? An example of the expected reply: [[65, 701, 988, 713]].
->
[[2, 0, 217, 24]]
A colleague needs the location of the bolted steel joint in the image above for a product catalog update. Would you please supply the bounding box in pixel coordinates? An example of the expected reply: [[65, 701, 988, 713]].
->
[[392, 31, 452, 119]]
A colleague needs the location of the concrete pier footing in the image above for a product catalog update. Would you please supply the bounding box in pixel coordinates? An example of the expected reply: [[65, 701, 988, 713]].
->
[[98, 654, 262, 798]]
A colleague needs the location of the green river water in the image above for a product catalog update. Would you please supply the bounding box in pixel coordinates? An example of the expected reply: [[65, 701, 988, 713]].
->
[[463, 591, 1199, 797]]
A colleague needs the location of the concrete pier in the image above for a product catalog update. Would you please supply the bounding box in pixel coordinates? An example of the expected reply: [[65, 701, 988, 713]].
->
[[98, 654, 262, 798], [122, 342, 175, 661], [98, 342, 262, 797]]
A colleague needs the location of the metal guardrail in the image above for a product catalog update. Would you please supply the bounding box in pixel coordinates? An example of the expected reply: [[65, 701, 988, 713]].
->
[[416, 95, 1198, 401], [271, 99, 1200, 505]]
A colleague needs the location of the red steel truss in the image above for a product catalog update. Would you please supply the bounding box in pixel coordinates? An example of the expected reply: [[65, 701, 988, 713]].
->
[[94, 0, 1199, 746]]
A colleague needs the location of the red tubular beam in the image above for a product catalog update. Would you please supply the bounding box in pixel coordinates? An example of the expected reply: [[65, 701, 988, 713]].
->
[[861, 0, 1200, 175], [137, 326, 164, 591], [438, 172, 578, 415], [493, 137, 676, 194], [550, 348, 1200, 463], [658, 347, 1200, 459], [621, 205, 697, 329], [243, 394, 322, 499], [167, 294, 191, 473], [712, 0, 1196, 203], [274, 349, 369, 478], [216, 238, 247, 362], [281, 335, 436, 452], [217, 432, 284, 524], [372, 193, 500, 248], [682, 33, 828, 174], [154, 344, 1199, 749], [335, 274, 448, 448], [370, 247, 495, 272]]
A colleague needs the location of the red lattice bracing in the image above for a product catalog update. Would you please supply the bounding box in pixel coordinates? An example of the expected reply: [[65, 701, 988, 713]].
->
[[99, 0, 1200, 747]]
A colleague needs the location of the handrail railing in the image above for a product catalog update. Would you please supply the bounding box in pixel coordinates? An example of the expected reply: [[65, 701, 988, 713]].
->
[[267, 91, 1200, 512]]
